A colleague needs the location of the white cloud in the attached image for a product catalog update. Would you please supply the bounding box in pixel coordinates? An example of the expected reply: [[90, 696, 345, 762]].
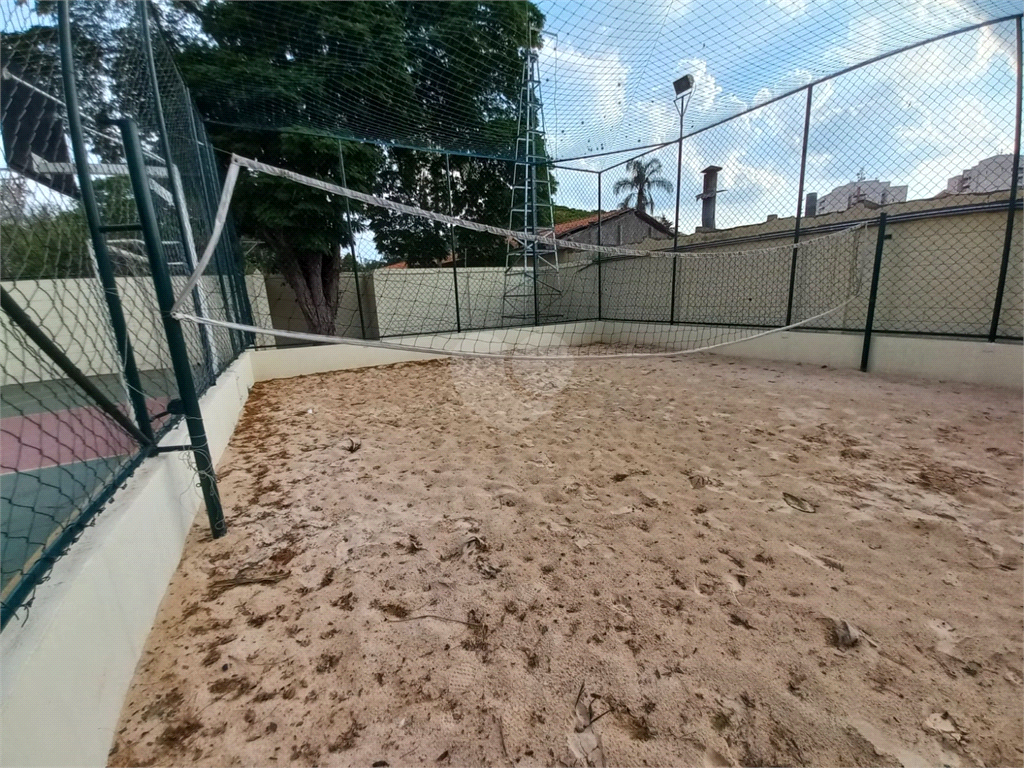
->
[[676, 58, 722, 116], [539, 40, 629, 158], [765, 0, 808, 17]]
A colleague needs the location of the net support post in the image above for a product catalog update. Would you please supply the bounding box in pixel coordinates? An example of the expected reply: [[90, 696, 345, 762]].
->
[[860, 212, 888, 373], [672, 108, 685, 325], [787, 85, 813, 326], [338, 142, 367, 340], [446, 154, 462, 333], [57, 0, 153, 442], [596, 171, 603, 321], [188, 86, 256, 346], [183, 89, 244, 356], [989, 15, 1022, 342], [116, 117, 226, 539]]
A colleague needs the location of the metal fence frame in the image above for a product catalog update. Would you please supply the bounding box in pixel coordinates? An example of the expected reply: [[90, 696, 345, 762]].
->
[[1, 0, 243, 628]]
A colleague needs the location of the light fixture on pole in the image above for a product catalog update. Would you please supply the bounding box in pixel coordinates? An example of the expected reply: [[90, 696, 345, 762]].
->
[[672, 74, 694, 251]]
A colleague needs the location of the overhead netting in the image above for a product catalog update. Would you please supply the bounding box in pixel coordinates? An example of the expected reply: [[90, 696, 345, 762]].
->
[[172, 155, 867, 359], [169, 0, 1020, 162]]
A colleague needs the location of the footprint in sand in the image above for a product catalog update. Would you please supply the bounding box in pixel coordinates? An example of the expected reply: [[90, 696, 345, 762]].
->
[[702, 747, 732, 767], [787, 543, 844, 572], [926, 619, 961, 657]]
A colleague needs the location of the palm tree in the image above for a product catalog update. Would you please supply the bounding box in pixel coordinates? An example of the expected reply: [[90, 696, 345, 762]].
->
[[612, 157, 674, 214]]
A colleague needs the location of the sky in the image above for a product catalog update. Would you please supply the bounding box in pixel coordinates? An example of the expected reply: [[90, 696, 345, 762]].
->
[[534, 0, 1020, 233]]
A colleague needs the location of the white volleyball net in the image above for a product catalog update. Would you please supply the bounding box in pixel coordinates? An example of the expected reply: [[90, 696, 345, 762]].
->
[[171, 155, 868, 359]]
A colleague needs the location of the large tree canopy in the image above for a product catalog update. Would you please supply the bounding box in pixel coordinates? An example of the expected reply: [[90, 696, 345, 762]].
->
[[175, 0, 545, 331]]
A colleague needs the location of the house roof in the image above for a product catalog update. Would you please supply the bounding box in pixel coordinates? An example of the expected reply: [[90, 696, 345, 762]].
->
[[554, 207, 675, 238]]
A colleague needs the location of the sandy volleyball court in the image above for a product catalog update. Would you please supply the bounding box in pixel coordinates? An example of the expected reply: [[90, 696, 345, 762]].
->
[[109, 354, 1022, 767]]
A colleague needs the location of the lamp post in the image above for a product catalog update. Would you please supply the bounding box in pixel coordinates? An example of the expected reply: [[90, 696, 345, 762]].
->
[[672, 74, 694, 252]]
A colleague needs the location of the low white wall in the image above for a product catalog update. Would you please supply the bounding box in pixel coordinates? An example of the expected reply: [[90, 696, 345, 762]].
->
[[252, 343, 444, 381], [0, 354, 255, 768], [867, 335, 1023, 388], [257, 320, 1021, 388], [592, 320, 1022, 388], [250, 321, 609, 380]]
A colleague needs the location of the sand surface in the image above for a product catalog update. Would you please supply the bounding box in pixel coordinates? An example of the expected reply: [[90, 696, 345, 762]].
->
[[110, 354, 1023, 767]]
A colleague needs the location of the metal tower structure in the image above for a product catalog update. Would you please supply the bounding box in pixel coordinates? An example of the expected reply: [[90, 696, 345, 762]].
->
[[503, 48, 559, 325]]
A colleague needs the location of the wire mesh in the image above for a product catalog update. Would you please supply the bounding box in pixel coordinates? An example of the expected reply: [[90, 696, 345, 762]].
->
[[1, 0, 1021, 627], [149, 0, 1021, 162], [1, 1, 248, 626]]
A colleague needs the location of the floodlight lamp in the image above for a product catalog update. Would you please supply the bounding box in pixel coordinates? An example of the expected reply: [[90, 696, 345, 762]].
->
[[673, 74, 694, 97]]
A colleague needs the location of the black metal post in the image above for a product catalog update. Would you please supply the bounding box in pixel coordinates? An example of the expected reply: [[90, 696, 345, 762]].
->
[[139, 0, 218, 375], [597, 170, 603, 321], [1, 287, 154, 449], [338, 142, 367, 339], [672, 96, 687, 325], [117, 118, 226, 538], [860, 212, 888, 373], [786, 85, 814, 326], [673, 115, 684, 252], [57, 1, 153, 442], [989, 16, 1023, 342], [446, 154, 462, 333]]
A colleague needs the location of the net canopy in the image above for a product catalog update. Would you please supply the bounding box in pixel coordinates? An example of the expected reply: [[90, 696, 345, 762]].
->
[[161, 0, 1019, 163]]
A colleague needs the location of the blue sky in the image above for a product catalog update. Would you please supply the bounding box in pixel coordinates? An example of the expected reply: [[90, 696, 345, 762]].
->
[[536, 0, 1020, 233]]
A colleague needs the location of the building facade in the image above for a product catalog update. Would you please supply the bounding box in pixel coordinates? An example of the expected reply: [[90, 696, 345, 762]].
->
[[815, 178, 908, 215], [944, 154, 1022, 196]]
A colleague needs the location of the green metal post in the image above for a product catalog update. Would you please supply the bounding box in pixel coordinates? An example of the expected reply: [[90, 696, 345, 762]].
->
[[446, 154, 462, 333], [117, 118, 226, 538], [597, 170, 603, 321], [182, 90, 241, 356], [196, 115, 257, 343], [989, 15, 1022, 342], [787, 85, 813, 326], [860, 213, 888, 373], [57, 1, 153, 441]]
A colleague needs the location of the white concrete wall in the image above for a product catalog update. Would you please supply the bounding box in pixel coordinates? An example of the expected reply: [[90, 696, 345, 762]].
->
[[589, 320, 1022, 389], [1, 274, 271, 384], [373, 267, 514, 336], [0, 354, 255, 768]]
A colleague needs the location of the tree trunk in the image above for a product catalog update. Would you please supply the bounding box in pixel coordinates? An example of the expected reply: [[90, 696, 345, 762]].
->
[[635, 187, 647, 214], [273, 241, 342, 337]]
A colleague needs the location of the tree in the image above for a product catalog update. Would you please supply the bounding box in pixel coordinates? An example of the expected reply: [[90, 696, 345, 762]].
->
[[613, 157, 673, 214], [9, 1, 546, 331], [176, 1, 544, 329], [368, 150, 520, 269]]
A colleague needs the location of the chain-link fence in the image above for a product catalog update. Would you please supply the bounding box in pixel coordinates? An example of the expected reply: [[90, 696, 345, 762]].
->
[[1, 2, 248, 628]]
